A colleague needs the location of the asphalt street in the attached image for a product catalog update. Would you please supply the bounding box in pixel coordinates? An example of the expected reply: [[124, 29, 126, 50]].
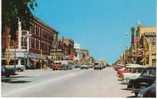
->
[[2, 67, 134, 97]]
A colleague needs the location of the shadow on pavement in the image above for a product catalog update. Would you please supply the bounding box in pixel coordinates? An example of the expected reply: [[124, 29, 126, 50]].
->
[[9, 80, 31, 83], [1, 76, 31, 84], [11, 76, 32, 78], [117, 81, 127, 85], [121, 88, 130, 91], [127, 95, 136, 98]]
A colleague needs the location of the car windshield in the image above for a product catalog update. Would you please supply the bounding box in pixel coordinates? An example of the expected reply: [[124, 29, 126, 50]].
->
[[141, 69, 156, 77]]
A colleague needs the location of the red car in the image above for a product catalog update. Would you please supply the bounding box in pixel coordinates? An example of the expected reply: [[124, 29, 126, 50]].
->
[[116, 67, 128, 80], [51, 61, 62, 70]]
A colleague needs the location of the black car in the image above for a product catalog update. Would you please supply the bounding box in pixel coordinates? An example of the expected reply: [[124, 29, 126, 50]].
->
[[138, 82, 156, 98], [127, 67, 156, 96]]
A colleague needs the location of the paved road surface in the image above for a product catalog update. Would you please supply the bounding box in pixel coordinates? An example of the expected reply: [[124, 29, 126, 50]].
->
[[2, 67, 134, 97]]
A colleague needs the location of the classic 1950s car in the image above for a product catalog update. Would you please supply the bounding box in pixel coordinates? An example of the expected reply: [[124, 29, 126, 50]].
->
[[127, 67, 156, 96], [138, 82, 156, 98], [121, 64, 147, 84]]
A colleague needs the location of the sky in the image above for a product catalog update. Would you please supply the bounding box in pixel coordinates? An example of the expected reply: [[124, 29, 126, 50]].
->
[[33, 0, 156, 64]]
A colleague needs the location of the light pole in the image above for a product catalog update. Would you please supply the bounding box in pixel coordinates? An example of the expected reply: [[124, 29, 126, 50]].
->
[[40, 49, 43, 69]]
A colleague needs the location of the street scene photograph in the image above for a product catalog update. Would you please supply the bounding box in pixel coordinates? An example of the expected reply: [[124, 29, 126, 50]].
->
[[1, 0, 156, 98]]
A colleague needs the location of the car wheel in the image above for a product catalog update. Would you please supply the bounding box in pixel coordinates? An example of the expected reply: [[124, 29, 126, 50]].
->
[[135, 92, 138, 97], [20, 69, 24, 72], [6, 74, 10, 77]]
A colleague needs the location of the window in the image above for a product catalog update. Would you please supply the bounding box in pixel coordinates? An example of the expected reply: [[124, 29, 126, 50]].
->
[[29, 37, 32, 48], [34, 25, 36, 34], [152, 59, 156, 66], [2, 60, 6, 65], [34, 38, 36, 49], [21, 36, 26, 49], [31, 38, 35, 48], [36, 39, 39, 49], [39, 40, 40, 49], [142, 69, 156, 77]]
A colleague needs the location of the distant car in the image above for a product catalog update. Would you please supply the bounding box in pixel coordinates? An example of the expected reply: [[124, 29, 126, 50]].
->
[[26, 64, 36, 69], [80, 65, 89, 69], [116, 67, 128, 81], [74, 64, 81, 68], [93, 62, 105, 70], [94, 64, 103, 70], [127, 67, 156, 96], [113, 64, 125, 71], [138, 83, 156, 98], [51, 61, 62, 70], [60, 64, 73, 70], [16, 64, 25, 72], [88, 64, 93, 68]]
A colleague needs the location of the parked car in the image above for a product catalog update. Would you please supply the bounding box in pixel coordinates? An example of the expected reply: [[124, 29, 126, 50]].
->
[[26, 64, 36, 69], [74, 64, 81, 68], [60, 64, 73, 70], [127, 67, 156, 96], [1, 59, 16, 77], [121, 64, 146, 84], [88, 64, 94, 68], [94, 62, 105, 70], [138, 83, 156, 98], [51, 61, 62, 70], [1, 65, 16, 77], [16, 64, 25, 72], [113, 64, 125, 71], [80, 65, 89, 69], [116, 67, 128, 81], [94, 64, 103, 70]]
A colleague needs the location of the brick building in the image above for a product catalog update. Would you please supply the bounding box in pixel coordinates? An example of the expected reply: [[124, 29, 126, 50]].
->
[[50, 37, 75, 62], [2, 16, 58, 68]]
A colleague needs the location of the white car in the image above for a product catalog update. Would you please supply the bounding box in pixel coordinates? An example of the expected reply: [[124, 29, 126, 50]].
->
[[80, 65, 89, 69], [122, 64, 148, 84], [122, 72, 141, 83], [16, 65, 25, 72]]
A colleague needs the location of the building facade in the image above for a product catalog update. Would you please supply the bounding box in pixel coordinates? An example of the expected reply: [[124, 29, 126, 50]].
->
[[126, 25, 156, 66], [50, 37, 75, 62], [138, 27, 156, 66], [2, 17, 58, 68], [115, 24, 156, 67]]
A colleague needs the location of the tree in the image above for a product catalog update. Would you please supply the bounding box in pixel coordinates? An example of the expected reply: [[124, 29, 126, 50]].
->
[[2, 0, 37, 40]]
